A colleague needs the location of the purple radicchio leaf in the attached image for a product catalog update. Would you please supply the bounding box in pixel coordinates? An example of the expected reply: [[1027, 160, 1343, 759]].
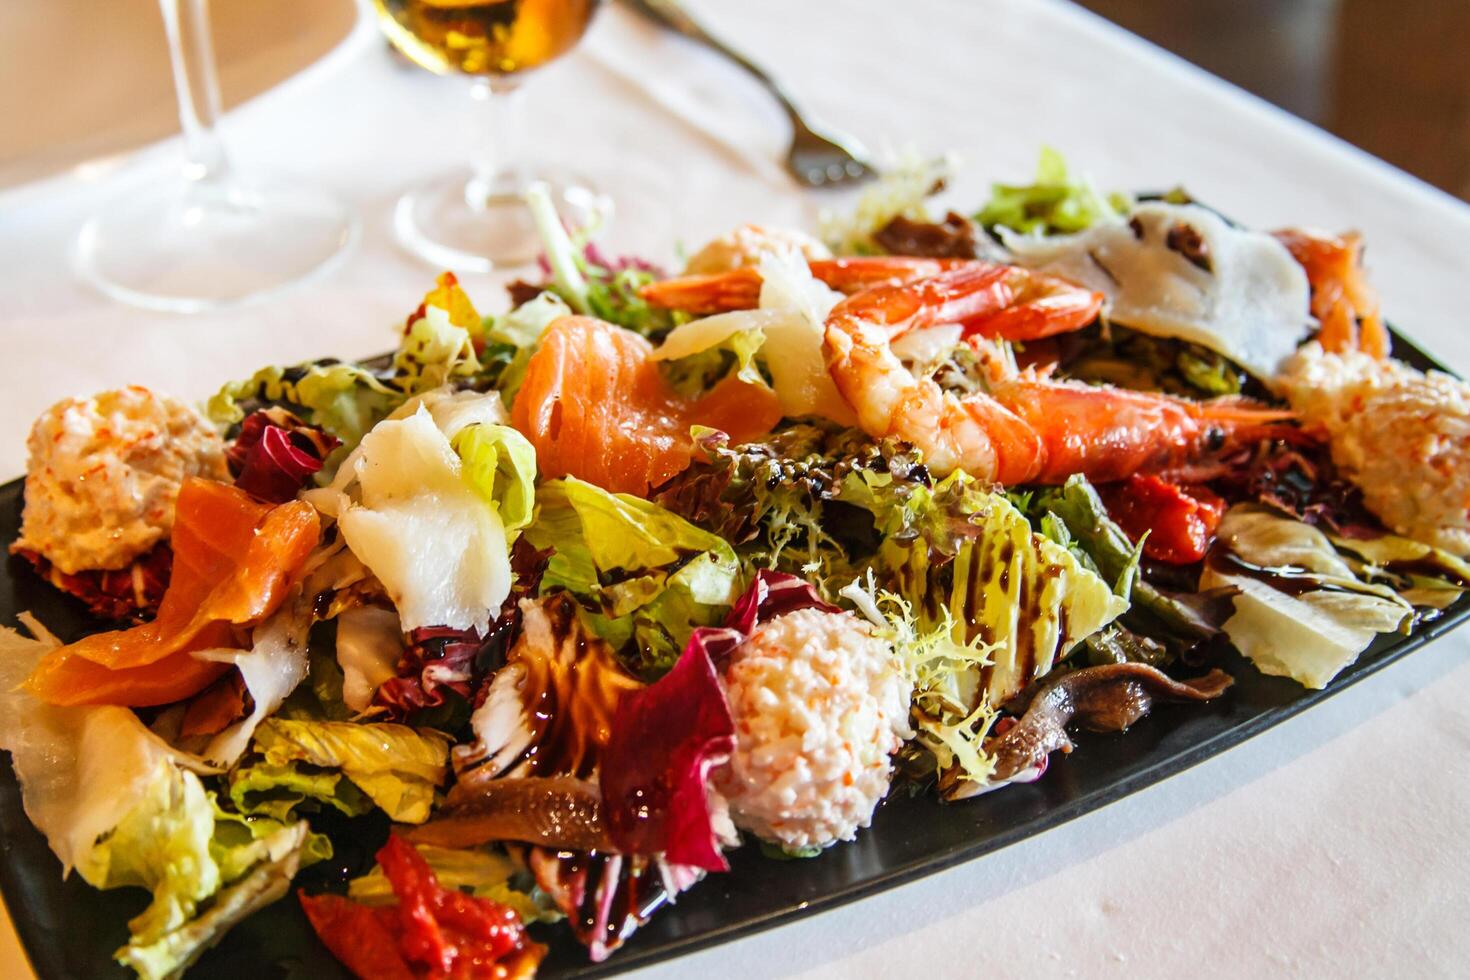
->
[[229, 409, 340, 504], [599, 570, 835, 871]]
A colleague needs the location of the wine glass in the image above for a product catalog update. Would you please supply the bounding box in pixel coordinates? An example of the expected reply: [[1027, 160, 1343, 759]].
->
[[74, 0, 358, 313], [372, 0, 607, 271]]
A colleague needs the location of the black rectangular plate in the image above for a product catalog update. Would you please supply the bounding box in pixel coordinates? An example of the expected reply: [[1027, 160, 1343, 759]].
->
[[1, 331, 1467, 980]]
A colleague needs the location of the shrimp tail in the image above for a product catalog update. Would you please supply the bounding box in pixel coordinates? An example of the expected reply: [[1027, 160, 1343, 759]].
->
[[639, 258, 963, 314], [992, 381, 1298, 485], [638, 268, 764, 315]]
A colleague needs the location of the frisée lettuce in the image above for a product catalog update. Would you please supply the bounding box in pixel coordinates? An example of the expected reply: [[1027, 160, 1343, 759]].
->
[[842, 577, 1001, 792], [818, 150, 955, 255], [880, 473, 1129, 709]]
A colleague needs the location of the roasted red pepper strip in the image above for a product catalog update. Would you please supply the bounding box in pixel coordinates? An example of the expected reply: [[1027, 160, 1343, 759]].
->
[[1100, 475, 1225, 564], [300, 894, 416, 980], [377, 834, 455, 973], [302, 835, 543, 980]]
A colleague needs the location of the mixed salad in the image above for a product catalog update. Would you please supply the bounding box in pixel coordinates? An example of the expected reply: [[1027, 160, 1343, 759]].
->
[[3, 150, 1469, 979]]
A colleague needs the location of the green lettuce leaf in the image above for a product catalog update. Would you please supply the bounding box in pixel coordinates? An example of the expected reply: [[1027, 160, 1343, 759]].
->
[[1328, 530, 1470, 610], [975, 146, 1131, 236], [393, 304, 479, 392], [487, 291, 572, 350], [523, 477, 741, 675], [481, 291, 574, 403], [880, 473, 1129, 710], [1032, 475, 1232, 645], [843, 488, 1129, 797], [208, 278, 495, 474], [0, 624, 182, 877], [453, 423, 538, 532], [226, 761, 374, 822], [250, 719, 451, 824], [209, 806, 333, 884], [207, 362, 400, 466], [527, 477, 738, 588], [118, 821, 319, 980], [660, 326, 768, 397], [77, 765, 220, 951], [77, 761, 327, 980]]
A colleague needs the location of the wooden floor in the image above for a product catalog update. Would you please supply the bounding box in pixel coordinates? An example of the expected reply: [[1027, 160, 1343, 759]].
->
[[1075, 0, 1470, 202]]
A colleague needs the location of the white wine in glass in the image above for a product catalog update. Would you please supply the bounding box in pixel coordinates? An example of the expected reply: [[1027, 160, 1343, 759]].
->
[[74, 0, 358, 313], [374, 0, 599, 75], [371, 0, 607, 270]]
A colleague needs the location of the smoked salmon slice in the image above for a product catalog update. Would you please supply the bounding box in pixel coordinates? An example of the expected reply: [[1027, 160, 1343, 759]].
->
[[25, 478, 320, 706], [26, 625, 236, 708], [1273, 228, 1388, 360], [511, 316, 781, 495]]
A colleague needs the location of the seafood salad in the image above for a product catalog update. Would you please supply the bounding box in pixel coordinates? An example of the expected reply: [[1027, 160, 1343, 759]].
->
[[3, 150, 1469, 979]]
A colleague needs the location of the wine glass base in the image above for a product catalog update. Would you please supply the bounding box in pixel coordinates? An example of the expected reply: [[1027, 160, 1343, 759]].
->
[[74, 179, 358, 314], [393, 167, 609, 273]]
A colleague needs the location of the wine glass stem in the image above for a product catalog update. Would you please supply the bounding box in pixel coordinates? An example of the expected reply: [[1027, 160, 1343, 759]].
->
[[158, 0, 232, 186], [466, 78, 527, 210]]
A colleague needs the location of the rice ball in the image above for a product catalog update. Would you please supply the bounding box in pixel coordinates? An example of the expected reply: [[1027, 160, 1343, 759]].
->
[[718, 608, 913, 850]]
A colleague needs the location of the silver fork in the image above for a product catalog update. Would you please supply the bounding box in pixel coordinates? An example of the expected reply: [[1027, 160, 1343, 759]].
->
[[623, 0, 874, 188]]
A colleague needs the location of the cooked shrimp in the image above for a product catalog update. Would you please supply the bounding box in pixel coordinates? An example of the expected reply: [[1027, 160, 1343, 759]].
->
[[824, 268, 1294, 484], [641, 257, 1105, 341], [641, 257, 956, 314], [1273, 228, 1388, 360]]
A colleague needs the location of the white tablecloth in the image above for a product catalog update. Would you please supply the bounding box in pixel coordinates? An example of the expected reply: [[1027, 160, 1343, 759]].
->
[[3, 1, 1469, 977]]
